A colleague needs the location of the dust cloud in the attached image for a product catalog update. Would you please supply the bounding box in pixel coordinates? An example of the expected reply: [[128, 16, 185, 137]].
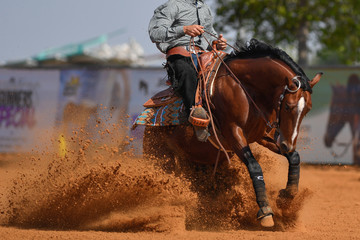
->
[[0, 109, 311, 232]]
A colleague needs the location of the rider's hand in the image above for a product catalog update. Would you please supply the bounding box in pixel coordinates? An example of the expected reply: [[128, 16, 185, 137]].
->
[[183, 25, 204, 37], [215, 34, 227, 50]]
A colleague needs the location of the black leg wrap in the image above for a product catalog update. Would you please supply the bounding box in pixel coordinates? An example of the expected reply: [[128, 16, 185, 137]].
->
[[241, 147, 269, 208], [251, 175, 269, 208], [284, 151, 301, 196], [286, 151, 300, 165], [257, 206, 274, 219]]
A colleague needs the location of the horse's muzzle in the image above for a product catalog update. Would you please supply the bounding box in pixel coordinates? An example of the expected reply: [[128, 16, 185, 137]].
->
[[280, 141, 294, 153]]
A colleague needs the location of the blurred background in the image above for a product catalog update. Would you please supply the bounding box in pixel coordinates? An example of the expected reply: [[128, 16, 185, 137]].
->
[[0, 0, 359, 165]]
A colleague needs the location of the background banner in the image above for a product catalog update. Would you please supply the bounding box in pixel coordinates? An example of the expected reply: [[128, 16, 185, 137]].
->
[[56, 69, 131, 145], [297, 69, 360, 165], [127, 68, 168, 152], [1, 67, 360, 165], [0, 69, 59, 152]]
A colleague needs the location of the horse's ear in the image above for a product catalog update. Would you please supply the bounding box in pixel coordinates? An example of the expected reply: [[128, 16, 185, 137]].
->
[[310, 72, 322, 88]]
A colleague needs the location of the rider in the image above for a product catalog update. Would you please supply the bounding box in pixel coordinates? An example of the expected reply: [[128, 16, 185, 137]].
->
[[148, 0, 227, 142]]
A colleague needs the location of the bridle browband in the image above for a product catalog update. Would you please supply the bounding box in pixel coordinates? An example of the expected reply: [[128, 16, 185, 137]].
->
[[274, 76, 302, 128], [272, 77, 302, 143]]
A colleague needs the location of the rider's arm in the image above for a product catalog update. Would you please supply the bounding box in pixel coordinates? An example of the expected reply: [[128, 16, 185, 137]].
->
[[149, 4, 185, 43], [203, 6, 227, 50]]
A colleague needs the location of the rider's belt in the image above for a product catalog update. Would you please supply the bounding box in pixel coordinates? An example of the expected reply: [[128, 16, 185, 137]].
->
[[166, 46, 204, 58]]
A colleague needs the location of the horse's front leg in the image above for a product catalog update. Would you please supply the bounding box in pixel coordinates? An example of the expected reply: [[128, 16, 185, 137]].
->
[[277, 150, 300, 207], [229, 127, 274, 227], [226, 125, 274, 227], [238, 146, 274, 227], [257, 134, 300, 198]]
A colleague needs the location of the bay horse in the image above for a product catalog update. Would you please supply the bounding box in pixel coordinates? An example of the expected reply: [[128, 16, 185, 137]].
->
[[324, 74, 360, 165], [143, 39, 322, 227]]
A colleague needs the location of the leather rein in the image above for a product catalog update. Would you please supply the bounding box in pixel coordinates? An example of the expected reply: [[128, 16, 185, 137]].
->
[[201, 31, 303, 132], [189, 33, 302, 173]]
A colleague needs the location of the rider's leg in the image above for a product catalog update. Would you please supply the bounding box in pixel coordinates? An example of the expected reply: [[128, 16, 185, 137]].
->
[[167, 55, 209, 142], [167, 55, 197, 116]]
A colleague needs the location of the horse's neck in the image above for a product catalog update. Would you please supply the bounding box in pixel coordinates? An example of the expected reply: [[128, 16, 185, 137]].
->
[[234, 58, 287, 88], [231, 58, 287, 110]]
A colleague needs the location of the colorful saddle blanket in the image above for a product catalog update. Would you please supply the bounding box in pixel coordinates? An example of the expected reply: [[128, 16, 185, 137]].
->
[[132, 96, 187, 129]]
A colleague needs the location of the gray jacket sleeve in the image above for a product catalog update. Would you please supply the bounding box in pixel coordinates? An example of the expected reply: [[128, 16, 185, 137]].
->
[[148, 4, 185, 43], [205, 7, 219, 48]]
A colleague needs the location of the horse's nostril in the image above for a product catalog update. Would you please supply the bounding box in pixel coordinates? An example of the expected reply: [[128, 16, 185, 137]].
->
[[280, 142, 289, 153]]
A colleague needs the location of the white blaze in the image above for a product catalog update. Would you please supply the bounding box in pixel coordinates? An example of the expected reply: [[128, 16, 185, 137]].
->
[[291, 97, 305, 143]]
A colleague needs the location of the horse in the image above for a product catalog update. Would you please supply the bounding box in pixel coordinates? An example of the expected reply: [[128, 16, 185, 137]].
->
[[324, 74, 360, 165], [142, 39, 322, 227]]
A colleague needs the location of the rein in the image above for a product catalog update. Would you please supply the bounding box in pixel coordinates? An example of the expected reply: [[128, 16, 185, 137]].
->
[[188, 33, 301, 174], [200, 33, 301, 131], [189, 38, 232, 170]]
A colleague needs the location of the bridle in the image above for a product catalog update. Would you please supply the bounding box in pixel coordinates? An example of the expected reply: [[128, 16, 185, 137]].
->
[[272, 77, 302, 143], [285, 76, 302, 93], [188, 33, 304, 173], [196, 31, 303, 132]]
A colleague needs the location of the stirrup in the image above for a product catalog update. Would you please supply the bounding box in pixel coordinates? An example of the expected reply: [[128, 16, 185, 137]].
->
[[188, 106, 210, 128], [188, 106, 210, 142]]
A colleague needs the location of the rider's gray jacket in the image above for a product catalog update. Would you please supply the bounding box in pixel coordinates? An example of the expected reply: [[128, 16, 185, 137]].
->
[[148, 0, 218, 54]]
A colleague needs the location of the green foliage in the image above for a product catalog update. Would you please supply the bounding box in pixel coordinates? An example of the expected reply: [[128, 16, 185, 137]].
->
[[214, 0, 359, 65]]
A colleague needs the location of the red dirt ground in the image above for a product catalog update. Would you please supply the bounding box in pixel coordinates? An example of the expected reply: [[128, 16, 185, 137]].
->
[[0, 140, 359, 240]]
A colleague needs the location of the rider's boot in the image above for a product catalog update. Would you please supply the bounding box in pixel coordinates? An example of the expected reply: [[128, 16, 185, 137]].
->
[[188, 105, 210, 142]]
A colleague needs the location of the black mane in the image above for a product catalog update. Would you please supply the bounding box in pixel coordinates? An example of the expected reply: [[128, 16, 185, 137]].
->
[[227, 38, 312, 93]]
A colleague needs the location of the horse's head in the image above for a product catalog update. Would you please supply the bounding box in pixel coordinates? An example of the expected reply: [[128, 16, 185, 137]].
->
[[278, 73, 322, 154], [324, 85, 349, 148]]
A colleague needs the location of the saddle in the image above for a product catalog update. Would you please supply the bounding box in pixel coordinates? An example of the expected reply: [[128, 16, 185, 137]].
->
[[134, 50, 228, 144], [143, 87, 179, 108], [144, 50, 227, 109]]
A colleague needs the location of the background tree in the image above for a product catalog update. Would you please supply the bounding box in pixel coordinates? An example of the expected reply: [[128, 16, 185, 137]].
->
[[214, 0, 360, 66]]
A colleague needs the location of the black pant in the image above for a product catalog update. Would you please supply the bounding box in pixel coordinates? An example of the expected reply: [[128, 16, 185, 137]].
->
[[166, 55, 198, 115]]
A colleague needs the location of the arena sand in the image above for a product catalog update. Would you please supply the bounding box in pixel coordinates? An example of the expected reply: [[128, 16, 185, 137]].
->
[[0, 119, 359, 239]]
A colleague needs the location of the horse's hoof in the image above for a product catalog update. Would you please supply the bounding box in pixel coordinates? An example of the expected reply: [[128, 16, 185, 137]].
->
[[277, 189, 297, 209], [278, 188, 297, 199], [257, 206, 274, 227], [260, 215, 274, 228]]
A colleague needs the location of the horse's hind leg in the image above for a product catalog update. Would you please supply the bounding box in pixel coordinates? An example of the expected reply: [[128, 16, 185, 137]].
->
[[238, 146, 274, 227]]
